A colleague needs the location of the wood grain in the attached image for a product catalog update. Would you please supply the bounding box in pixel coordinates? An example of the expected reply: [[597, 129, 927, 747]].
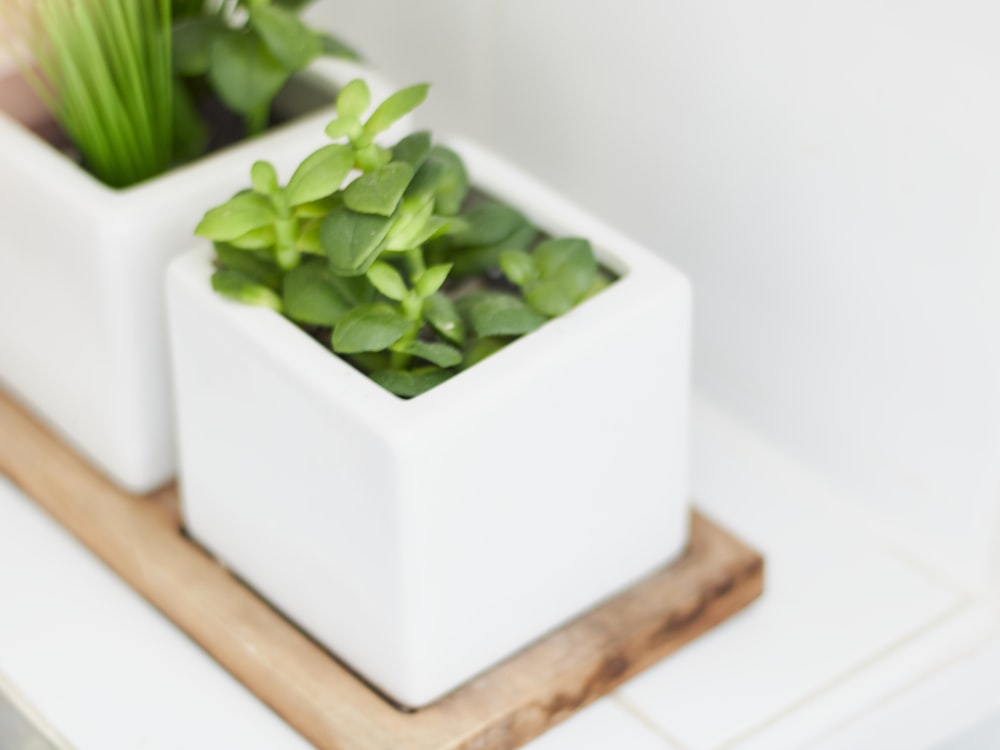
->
[[0, 387, 764, 750]]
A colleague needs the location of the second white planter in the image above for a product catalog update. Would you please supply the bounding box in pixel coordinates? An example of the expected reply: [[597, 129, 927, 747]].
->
[[167, 137, 692, 707], [0, 60, 397, 493]]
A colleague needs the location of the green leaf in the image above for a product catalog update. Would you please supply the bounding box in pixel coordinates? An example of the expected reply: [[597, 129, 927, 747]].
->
[[249, 4, 320, 71], [424, 293, 465, 345], [209, 30, 289, 114], [390, 340, 462, 368], [343, 162, 415, 216], [173, 16, 225, 77], [447, 203, 528, 247], [230, 226, 277, 250], [317, 31, 361, 61], [332, 303, 411, 353], [212, 270, 282, 312], [415, 264, 452, 298], [196, 192, 277, 241], [215, 243, 282, 289], [392, 131, 432, 170], [285, 144, 354, 206], [407, 146, 469, 216], [366, 262, 408, 301], [324, 116, 362, 141], [534, 237, 597, 297], [364, 84, 430, 136], [383, 194, 434, 252], [370, 368, 452, 398], [463, 337, 508, 369], [460, 293, 546, 338], [322, 207, 395, 276], [524, 279, 578, 317], [282, 262, 355, 326], [172, 80, 209, 163], [451, 222, 537, 277], [356, 143, 392, 172], [499, 250, 537, 287], [336, 79, 370, 119], [251, 161, 279, 196]]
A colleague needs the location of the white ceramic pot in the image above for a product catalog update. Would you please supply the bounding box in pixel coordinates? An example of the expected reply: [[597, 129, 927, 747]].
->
[[0, 60, 397, 493], [167, 137, 693, 707]]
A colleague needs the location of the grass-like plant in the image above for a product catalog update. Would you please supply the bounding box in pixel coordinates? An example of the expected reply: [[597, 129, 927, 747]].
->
[[195, 80, 610, 398], [0, 0, 356, 188], [0, 0, 175, 188]]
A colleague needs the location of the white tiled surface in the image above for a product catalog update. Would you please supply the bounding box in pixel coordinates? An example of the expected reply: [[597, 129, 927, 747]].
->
[[523, 699, 679, 750], [811, 636, 1000, 750], [0, 476, 314, 750], [0, 394, 991, 750], [618, 398, 961, 750]]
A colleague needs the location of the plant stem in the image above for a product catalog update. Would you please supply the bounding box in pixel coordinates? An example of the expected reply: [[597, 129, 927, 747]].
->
[[246, 104, 269, 137]]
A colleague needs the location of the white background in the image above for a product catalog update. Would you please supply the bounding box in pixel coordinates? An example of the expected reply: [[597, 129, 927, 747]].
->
[[308, 0, 1000, 590]]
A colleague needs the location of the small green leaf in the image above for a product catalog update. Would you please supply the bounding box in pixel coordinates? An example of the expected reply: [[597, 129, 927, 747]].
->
[[390, 340, 462, 368], [424, 293, 465, 345], [251, 161, 279, 196], [392, 131, 432, 170], [285, 144, 354, 206], [415, 264, 452, 298], [248, 4, 320, 71], [332, 303, 411, 353], [463, 337, 508, 369], [215, 243, 282, 289], [283, 262, 354, 326], [324, 116, 362, 141], [356, 143, 392, 172], [383, 194, 434, 252], [499, 250, 537, 287], [447, 203, 528, 247], [343, 162, 415, 216], [366, 262, 408, 301], [230, 225, 277, 250], [196, 192, 277, 241], [451, 223, 537, 277], [317, 31, 361, 61], [209, 30, 289, 114], [407, 146, 469, 216], [173, 16, 224, 76], [460, 293, 546, 338], [212, 270, 283, 312], [364, 83, 430, 136], [322, 207, 395, 276], [336, 79, 371, 120], [524, 279, 578, 317], [370, 368, 452, 398], [534, 237, 597, 297]]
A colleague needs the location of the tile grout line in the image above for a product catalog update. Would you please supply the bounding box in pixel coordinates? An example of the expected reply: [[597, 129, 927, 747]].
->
[[708, 599, 976, 750], [784, 607, 1000, 750], [615, 599, 974, 750], [612, 692, 692, 750]]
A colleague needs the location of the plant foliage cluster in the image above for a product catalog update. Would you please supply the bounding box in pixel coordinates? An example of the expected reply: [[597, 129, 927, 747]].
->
[[0, 0, 355, 187], [196, 80, 609, 398]]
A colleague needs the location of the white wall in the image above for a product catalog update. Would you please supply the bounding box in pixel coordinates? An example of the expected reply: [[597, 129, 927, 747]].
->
[[310, 0, 1000, 589]]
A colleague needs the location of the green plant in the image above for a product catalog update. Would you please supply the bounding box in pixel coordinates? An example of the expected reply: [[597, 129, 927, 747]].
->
[[0, 0, 356, 187], [172, 0, 358, 138], [0, 0, 175, 188], [195, 80, 610, 398]]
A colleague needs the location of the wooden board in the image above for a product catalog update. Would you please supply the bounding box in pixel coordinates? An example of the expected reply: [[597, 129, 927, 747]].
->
[[0, 387, 764, 750]]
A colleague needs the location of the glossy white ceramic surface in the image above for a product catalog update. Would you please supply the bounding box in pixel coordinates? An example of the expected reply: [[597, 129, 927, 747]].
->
[[167, 137, 693, 706], [0, 60, 394, 493]]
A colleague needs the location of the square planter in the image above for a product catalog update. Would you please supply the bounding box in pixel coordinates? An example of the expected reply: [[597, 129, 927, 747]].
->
[[167, 137, 693, 707], [0, 59, 398, 493]]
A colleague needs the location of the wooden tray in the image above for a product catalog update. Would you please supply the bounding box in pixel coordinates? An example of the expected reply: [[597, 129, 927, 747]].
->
[[0, 388, 764, 750]]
